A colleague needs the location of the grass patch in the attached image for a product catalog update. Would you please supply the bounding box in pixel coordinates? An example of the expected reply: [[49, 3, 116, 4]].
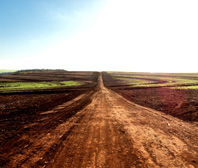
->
[[172, 85, 198, 89], [0, 81, 83, 93]]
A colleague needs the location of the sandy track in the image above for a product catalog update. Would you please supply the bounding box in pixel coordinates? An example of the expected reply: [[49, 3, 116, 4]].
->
[[1, 74, 198, 167]]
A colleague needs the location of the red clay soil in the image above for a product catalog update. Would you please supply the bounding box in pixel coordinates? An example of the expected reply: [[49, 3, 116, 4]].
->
[[102, 72, 198, 122], [0, 89, 90, 146], [0, 73, 198, 167]]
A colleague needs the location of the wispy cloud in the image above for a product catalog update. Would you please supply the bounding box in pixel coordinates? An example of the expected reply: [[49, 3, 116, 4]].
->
[[53, 12, 72, 21], [51, 10, 87, 23]]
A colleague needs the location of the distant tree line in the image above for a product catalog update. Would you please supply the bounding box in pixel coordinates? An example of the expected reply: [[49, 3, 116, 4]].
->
[[15, 69, 67, 74]]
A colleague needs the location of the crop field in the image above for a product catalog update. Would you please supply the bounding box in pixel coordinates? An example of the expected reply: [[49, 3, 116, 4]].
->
[[0, 70, 198, 167], [105, 71, 198, 88], [0, 81, 83, 93], [102, 71, 198, 121], [0, 70, 99, 166]]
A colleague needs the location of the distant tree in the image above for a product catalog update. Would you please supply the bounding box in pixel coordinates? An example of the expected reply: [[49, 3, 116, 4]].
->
[[15, 69, 67, 74]]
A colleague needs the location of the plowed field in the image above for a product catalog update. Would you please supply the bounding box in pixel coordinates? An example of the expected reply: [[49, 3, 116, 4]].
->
[[0, 72, 198, 168]]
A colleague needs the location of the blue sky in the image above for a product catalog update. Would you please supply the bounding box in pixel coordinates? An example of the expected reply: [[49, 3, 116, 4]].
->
[[0, 0, 105, 59], [1, 0, 198, 72]]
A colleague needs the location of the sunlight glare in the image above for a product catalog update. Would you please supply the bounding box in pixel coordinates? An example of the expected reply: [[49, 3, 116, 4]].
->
[[5, 0, 198, 72]]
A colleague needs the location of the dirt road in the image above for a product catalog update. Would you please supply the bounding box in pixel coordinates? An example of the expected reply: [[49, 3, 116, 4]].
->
[[1, 74, 198, 167]]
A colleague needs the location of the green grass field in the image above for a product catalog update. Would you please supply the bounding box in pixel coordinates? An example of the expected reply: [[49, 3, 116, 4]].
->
[[0, 81, 83, 93]]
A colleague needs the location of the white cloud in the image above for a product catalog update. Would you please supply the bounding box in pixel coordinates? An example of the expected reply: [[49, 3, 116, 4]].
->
[[55, 12, 71, 21]]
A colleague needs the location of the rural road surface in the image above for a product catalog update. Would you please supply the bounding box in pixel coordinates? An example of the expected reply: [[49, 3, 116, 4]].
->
[[2, 73, 198, 168]]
